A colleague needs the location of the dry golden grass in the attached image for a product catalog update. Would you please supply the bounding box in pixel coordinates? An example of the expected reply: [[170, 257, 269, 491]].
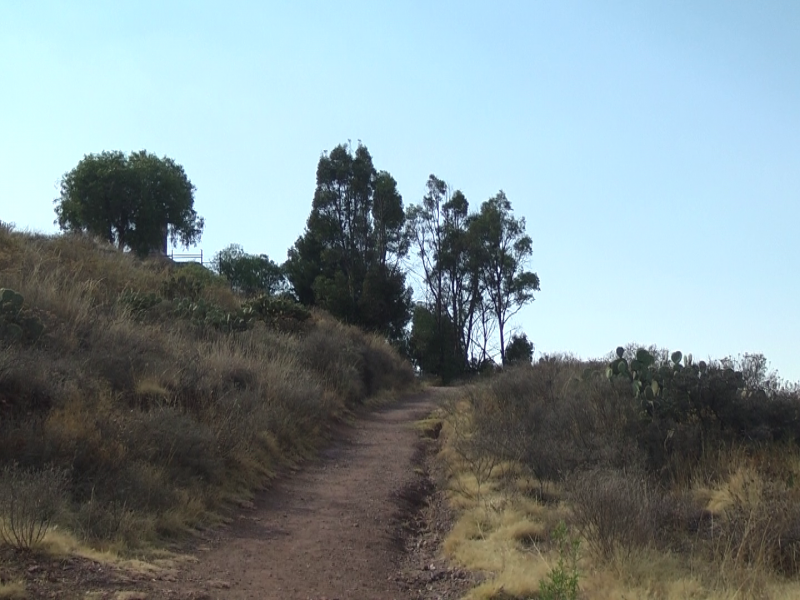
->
[[0, 581, 26, 600], [0, 227, 414, 558], [439, 467, 572, 599], [436, 411, 573, 600]]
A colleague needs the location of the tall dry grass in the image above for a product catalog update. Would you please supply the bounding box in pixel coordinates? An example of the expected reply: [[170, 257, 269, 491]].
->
[[0, 227, 413, 553], [436, 357, 800, 600]]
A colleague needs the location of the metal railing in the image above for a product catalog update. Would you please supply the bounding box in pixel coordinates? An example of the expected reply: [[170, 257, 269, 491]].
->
[[169, 250, 203, 265]]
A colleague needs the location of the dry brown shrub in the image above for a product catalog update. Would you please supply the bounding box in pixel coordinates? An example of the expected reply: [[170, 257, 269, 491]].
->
[[0, 464, 67, 550], [458, 362, 640, 492], [568, 468, 668, 560], [298, 321, 367, 406], [361, 333, 414, 394], [0, 348, 62, 414], [697, 468, 800, 577], [74, 494, 151, 546]]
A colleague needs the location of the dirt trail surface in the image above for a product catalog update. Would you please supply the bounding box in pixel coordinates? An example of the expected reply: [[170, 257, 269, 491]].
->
[[149, 387, 468, 600]]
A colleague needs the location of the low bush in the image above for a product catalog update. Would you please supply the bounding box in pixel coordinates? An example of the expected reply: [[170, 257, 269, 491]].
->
[[0, 464, 67, 550], [539, 521, 581, 600], [160, 272, 204, 301], [246, 294, 311, 332], [606, 347, 800, 460], [0, 288, 44, 344], [692, 467, 800, 577], [451, 362, 638, 491], [568, 468, 666, 559]]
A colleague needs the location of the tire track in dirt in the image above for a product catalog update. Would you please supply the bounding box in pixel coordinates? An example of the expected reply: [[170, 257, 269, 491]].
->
[[156, 388, 451, 600]]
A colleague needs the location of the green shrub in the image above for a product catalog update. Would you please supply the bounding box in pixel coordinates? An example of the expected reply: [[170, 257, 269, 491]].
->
[[173, 261, 223, 288], [246, 295, 310, 331], [161, 273, 204, 301], [539, 521, 581, 600], [606, 346, 800, 472], [119, 289, 162, 314]]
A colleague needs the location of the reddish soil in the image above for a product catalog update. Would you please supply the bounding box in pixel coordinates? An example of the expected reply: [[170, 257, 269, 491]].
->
[[2, 388, 476, 599]]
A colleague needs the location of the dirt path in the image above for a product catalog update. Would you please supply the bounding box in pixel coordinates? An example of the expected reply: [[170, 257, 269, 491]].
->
[[155, 388, 451, 600], [2, 388, 475, 600]]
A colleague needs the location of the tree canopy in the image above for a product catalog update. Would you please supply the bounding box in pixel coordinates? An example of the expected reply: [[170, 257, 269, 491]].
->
[[472, 191, 540, 364], [408, 303, 464, 381], [285, 142, 411, 342], [406, 176, 480, 378], [504, 332, 535, 365], [212, 244, 285, 297], [52, 143, 540, 375], [55, 150, 204, 257], [406, 178, 539, 376]]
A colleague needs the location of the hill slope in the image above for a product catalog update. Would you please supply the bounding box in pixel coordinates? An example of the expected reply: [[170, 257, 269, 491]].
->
[[0, 223, 414, 553]]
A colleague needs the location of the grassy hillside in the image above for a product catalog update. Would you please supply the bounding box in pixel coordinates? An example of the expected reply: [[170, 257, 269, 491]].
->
[[0, 223, 414, 554], [435, 353, 800, 600]]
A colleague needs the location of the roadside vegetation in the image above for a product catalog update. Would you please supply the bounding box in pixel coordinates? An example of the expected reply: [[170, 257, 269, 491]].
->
[[435, 347, 800, 599], [0, 223, 413, 558], [0, 138, 539, 579]]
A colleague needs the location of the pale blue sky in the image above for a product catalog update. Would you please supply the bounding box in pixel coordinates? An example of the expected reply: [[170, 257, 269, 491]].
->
[[2, 1, 798, 381]]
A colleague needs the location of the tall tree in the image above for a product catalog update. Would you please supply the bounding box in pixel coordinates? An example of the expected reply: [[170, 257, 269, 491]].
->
[[407, 180, 540, 373], [407, 176, 489, 376], [472, 192, 540, 364], [372, 171, 407, 268], [439, 189, 482, 366], [55, 150, 203, 257], [285, 142, 411, 341], [406, 176, 449, 373]]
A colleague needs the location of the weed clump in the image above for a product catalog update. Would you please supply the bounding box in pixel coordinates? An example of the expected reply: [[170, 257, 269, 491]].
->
[[568, 468, 664, 560], [0, 464, 66, 550], [539, 521, 580, 600]]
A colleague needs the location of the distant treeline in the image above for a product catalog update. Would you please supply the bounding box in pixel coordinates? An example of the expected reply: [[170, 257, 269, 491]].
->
[[54, 143, 541, 378]]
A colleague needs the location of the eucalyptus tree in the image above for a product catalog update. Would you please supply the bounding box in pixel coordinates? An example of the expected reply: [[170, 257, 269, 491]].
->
[[406, 176, 483, 376], [471, 192, 540, 364], [285, 142, 411, 341], [407, 181, 540, 372]]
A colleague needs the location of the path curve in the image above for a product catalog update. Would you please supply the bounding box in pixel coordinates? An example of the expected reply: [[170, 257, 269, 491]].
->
[[165, 388, 446, 600]]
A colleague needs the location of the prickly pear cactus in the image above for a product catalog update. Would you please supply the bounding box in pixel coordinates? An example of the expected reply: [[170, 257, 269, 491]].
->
[[0, 288, 44, 343], [606, 344, 746, 425], [1, 288, 24, 316]]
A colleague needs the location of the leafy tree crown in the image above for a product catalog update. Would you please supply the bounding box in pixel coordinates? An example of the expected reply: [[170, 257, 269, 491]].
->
[[55, 150, 203, 257]]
